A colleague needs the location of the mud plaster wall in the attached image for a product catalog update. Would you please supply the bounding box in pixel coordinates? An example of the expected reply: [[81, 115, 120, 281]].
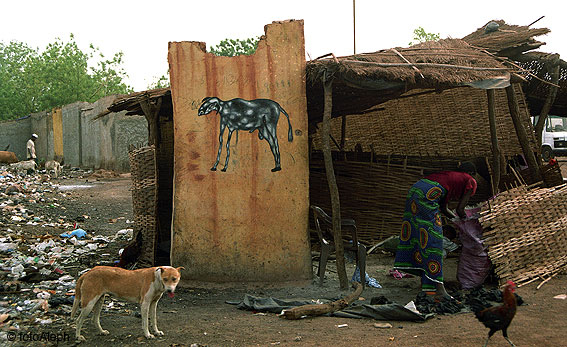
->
[[168, 20, 311, 282]]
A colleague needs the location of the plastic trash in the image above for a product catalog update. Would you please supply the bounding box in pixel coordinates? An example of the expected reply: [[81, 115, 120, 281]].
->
[[11, 264, 25, 275], [453, 207, 491, 289], [0, 243, 17, 253], [352, 267, 382, 288], [60, 228, 86, 239]]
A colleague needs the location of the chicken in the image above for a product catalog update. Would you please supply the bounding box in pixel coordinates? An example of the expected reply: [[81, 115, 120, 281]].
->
[[473, 281, 517, 347]]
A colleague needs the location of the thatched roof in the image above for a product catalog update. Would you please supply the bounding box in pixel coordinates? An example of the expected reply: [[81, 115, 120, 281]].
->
[[100, 20, 555, 123], [306, 38, 514, 123], [517, 52, 567, 116], [95, 87, 171, 119], [462, 20, 550, 59], [460, 19, 566, 116]]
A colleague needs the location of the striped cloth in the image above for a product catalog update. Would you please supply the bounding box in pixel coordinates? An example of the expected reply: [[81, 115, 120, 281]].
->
[[394, 178, 445, 291]]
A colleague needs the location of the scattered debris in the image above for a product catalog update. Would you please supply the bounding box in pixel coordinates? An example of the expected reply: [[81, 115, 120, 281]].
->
[[0, 166, 133, 333]]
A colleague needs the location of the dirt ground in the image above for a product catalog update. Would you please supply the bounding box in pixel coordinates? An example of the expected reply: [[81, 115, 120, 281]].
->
[[6, 175, 567, 346]]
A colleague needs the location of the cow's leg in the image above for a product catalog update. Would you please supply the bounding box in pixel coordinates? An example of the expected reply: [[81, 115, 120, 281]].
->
[[261, 126, 281, 172], [212, 123, 226, 171], [222, 129, 235, 172]]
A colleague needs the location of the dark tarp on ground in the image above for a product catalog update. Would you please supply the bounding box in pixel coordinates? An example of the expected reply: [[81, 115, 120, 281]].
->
[[228, 294, 434, 321]]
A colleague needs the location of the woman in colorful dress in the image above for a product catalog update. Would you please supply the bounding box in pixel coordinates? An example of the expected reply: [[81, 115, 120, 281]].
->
[[393, 162, 477, 299]]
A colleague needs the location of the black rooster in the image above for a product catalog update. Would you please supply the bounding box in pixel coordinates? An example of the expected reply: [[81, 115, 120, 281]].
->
[[472, 281, 517, 347]]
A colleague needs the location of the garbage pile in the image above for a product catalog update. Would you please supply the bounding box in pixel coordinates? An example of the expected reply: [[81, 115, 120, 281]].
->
[[414, 287, 525, 315], [0, 167, 133, 334]]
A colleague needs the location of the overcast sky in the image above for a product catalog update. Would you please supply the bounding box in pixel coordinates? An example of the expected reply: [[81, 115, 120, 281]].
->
[[2, 0, 565, 92]]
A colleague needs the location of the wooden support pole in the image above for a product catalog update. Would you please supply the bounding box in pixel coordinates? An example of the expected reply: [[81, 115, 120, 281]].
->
[[505, 84, 542, 182], [534, 55, 561, 146], [322, 77, 348, 290], [487, 89, 501, 195], [140, 97, 163, 146]]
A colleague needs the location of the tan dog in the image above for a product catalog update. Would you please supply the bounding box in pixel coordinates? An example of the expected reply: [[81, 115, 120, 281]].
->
[[71, 266, 184, 342]]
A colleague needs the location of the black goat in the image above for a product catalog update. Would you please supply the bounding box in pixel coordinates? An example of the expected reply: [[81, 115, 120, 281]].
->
[[198, 97, 293, 172]]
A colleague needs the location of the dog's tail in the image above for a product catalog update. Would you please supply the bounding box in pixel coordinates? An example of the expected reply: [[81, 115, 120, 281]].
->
[[70, 275, 84, 319]]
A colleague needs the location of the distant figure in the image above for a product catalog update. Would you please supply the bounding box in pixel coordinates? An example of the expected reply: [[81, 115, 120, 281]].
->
[[27, 134, 38, 164]]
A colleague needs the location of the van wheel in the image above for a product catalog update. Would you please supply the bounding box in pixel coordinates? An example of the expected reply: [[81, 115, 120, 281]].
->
[[542, 146, 554, 161]]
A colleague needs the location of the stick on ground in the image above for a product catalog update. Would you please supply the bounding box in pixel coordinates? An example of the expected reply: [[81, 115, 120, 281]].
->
[[280, 282, 363, 320]]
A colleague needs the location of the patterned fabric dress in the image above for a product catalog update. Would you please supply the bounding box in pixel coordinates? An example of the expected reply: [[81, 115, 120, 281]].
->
[[393, 178, 446, 291]]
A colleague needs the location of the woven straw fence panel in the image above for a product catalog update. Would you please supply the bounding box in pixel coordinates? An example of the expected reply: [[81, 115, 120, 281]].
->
[[309, 158, 476, 244], [128, 145, 157, 267], [312, 85, 537, 158], [479, 185, 567, 286]]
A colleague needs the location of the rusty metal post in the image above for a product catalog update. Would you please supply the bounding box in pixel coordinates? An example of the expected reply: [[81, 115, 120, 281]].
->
[[322, 77, 348, 289]]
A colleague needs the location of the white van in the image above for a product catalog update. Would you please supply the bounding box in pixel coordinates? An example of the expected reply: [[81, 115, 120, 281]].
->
[[533, 115, 567, 161]]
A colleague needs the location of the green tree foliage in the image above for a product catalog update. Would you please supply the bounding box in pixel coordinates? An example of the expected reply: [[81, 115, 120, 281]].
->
[[0, 34, 132, 120], [147, 73, 170, 90], [209, 37, 260, 57], [409, 27, 441, 46]]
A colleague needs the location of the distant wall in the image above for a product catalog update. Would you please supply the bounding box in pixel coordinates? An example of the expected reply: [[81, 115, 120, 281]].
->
[[62, 101, 89, 167], [0, 96, 148, 171], [0, 116, 32, 161], [80, 96, 148, 172], [30, 111, 52, 161]]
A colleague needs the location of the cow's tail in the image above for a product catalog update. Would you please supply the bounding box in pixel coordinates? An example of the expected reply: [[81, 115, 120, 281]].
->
[[70, 275, 84, 319], [279, 106, 293, 142]]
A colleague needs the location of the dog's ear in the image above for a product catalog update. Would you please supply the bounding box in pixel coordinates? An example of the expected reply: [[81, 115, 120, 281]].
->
[[155, 267, 164, 274], [176, 266, 185, 272]]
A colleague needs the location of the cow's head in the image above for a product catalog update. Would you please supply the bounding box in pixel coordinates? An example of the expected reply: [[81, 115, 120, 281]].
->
[[198, 97, 221, 116]]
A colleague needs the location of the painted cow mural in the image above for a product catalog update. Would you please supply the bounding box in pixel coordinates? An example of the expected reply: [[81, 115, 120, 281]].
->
[[198, 97, 293, 172]]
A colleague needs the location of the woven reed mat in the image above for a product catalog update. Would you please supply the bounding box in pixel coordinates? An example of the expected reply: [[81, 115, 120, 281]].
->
[[479, 184, 567, 287], [128, 145, 157, 267]]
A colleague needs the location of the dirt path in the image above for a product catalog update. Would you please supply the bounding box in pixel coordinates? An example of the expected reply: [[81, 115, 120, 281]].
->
[[5, 176, 566, 346]]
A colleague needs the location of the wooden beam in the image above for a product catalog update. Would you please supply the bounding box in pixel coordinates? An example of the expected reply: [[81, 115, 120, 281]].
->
[[505, 85, 542, 182], [342, 59, 509, 71], [322, 77, 348, 289], [140, 97, 163, 146], [280, 282, 363, 319], [487, 89, 501, 195], [535, 56, 561, 146]]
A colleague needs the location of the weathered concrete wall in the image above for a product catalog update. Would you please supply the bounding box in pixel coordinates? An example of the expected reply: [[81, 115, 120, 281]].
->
[[0, 116, 32, 161], [81, 96, 147, 172], [30, 111, 51, 161], [62, 101, 89, 167], [0, 97, 147, 171], [168, 20, 311, 283], [113, 115, 148, 171], [1, 111, 52, 162], [52, 108, 64, 162]]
